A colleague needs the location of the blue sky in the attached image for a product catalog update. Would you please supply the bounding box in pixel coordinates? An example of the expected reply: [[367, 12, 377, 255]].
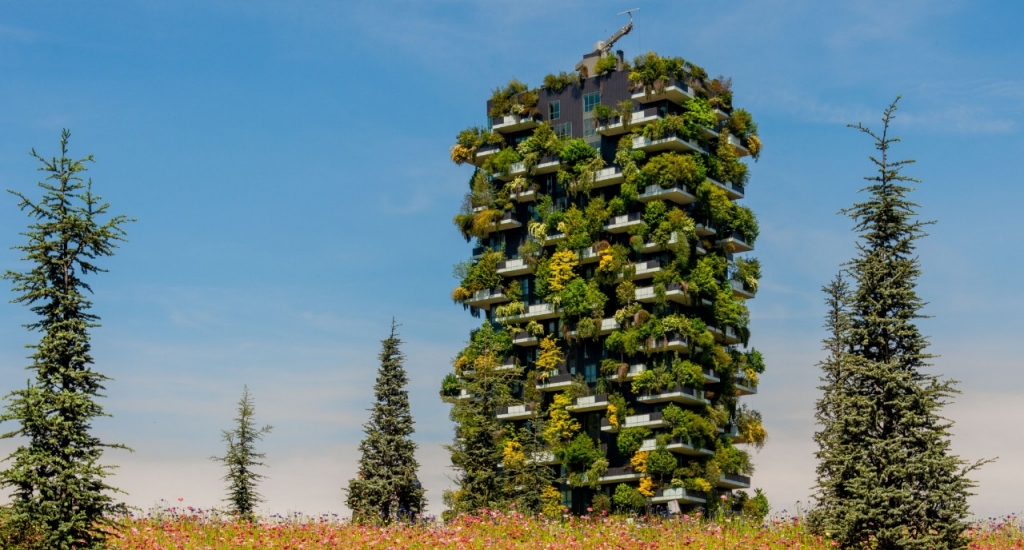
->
[[1, 0, 1021, 518]]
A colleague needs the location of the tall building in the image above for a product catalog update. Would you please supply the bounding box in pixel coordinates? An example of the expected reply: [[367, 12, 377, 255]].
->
[[444, 37, 766, 515]]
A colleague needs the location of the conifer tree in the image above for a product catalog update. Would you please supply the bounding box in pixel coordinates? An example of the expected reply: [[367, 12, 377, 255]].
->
[[811, 99, 987, 549], [346, 321, 425, 524], [0, 130, 132, 549], [210, 385, 272, 520]]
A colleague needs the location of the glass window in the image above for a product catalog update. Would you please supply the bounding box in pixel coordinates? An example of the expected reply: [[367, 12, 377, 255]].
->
[[583, 92, 601, 113], [549, 101, 560, 121], [554, 122, 572, 139], [585, 364, 596, 383]]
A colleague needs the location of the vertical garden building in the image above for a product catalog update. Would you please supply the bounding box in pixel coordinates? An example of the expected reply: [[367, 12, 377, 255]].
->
[[443, 47, 767, 515]]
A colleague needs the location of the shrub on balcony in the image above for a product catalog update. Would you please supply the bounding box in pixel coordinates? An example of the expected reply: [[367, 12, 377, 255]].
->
[[616, 426, 651, 456], [542, 71, 581, 92], [484, 147, 521, 176], [733, 257, 761, 293], [594, 53, 619, 75], [489, 79, 538, 118], [640, 152, 706, 190]]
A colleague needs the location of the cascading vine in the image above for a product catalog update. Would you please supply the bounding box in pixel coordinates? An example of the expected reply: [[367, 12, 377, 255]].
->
[[442, 51, 768, 520]]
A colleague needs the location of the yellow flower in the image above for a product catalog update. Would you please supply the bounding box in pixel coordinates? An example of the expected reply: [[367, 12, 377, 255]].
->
[[638, 476, 656, 497], [631, 451, 650, 474]]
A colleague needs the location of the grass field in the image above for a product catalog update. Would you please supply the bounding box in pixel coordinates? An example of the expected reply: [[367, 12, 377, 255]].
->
[[98, 507, 1024, 549]]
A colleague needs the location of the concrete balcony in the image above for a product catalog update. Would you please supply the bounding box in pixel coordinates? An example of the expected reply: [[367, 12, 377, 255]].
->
[[716, 231, 754, 253], [497, 403, 536, 421], [703, 366, 721, 384], [492, 113, 540, 133], [726, 134, 750, 157], [509, 186, 538, 203], [645, 332, 691, 353], [577, 245, 601, 264], [638, 385, 707, 406], [601, 412, 667, 434], [605, 212, 644, 233], [541, 230, 566, 246], [730, 279, 755, 300], [626, 260, 663, 281], [461, 357, 517, 379], [632, 78, 696, 105], [536, 372, 573, 392], [736, 375, 758, 396], [496, 302, 559, 324], [478, 212, 522, 235], [497, 154, 561, 182], [708, 177, 745, 200], [717, 473, 751, 490], [652, 487, 707, 505], [568, 394, 610, 413], [635, 282, 691, 305], [638, 184, 697, 206], [721, 423, 742, 443], [592, 166, 625, 189], [592, 466, 644, 485], [639, 437, 715, 456], [695, 222, 717, 237], [511, 331, 539, 347], [529, 450, 560, 465], [470, 144, 500, 167], [632, 134, 704, 155], [595, 107, 662, 136], [496, 258, 532, 276], [456, 389, 473, 400], [707, 325, 741, 345], [464, 287, 510, 308], [565, 317, 619, 339], [640, 232, 679, 253], [605, 362, 647, 382]]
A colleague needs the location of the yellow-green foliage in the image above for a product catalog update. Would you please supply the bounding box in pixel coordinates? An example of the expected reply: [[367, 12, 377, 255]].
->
[[542, 393, 580, 448], [547, 249, 578, 292], [535, 335, 562, 371]]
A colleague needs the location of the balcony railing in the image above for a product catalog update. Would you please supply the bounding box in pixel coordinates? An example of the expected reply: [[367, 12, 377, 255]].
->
[[595, 107, 662, 136], [632, 133, 705, 155], [592, 166, 625, 189], [498, 154, 561, 181], [564, 317, 619, 339], [536, 371, 573, 392], [631, 78, 696, 105], [726, 134, 750, 157], [469, 144, 500, 167], [716, 231, 754, 253], [638, 183, 697, 206], [638, 384, 706, 405], [708, 177, 745, 200], [569, 394, 610, 413], [652, 487, 707, 505], [492, 113, 540, 133], [717, 473, 751, 489], [511, 331, 539, 347], [600, 412, 667, 434], [495, 301, 558, 324], [592, 466, 643, 484], [497, 403, 536, 421], [639, 437, 715, 456], [707, 325, 741, 345], [736, 375, 758, 396], [496, 258, 532, 276], [730, 278, 755, 299], [605, 212, 644, 233], [694, 222, 716, 237], [463, 287, 510, 308], [478, 211, 522, 235], [635, 282, 691, 305], [644, 332, 690, 353]]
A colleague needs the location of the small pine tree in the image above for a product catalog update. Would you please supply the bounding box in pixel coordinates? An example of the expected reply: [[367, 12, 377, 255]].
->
[[210, 385, 273, 520], [0, 130, 132, 550], [811, 98, 989, 549], [346, 321, 425, 524]]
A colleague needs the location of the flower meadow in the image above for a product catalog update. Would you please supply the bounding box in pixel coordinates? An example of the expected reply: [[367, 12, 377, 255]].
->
[[92, 505, 1024, 550]]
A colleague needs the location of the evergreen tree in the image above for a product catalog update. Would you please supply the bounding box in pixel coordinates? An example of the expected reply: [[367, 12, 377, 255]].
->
[[811, 98, 988, 549], [0, 130, 132, 550], [210, 385, 272, 520], [346, 321, 425, 524]]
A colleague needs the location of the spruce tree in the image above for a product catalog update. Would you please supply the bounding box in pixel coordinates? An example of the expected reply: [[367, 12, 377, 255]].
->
[[0, 130, 132, 550], [811, 99, 987, 549], [210, 385, 272, 520], [346, 321, 425, 524]]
